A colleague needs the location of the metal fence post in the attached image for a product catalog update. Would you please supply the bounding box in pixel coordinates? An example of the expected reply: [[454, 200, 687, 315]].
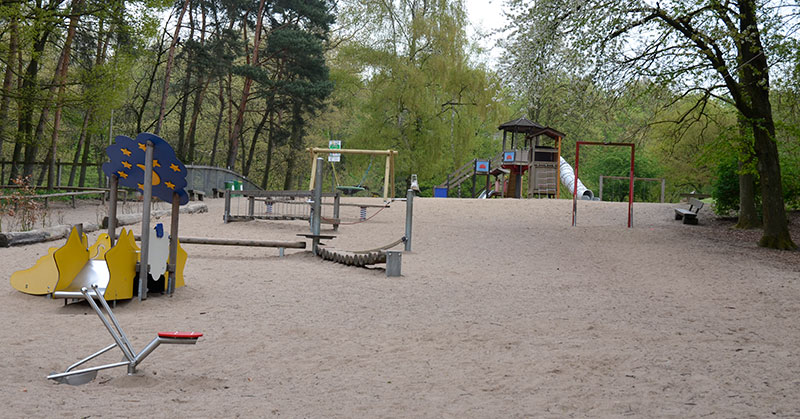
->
[[405, 189, 413, 252], [138, 141, 154, 301]]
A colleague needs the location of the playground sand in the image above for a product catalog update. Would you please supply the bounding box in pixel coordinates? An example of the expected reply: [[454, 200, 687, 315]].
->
[[1, 197, 799, 417]]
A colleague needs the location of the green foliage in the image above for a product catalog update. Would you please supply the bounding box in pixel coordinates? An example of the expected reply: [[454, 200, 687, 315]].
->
[[711, 153, 745, 216], [317, 0, 509, 193], [648, 95, 738, 201], [780, 143, 800, 210], [579, 147, 661, 202]]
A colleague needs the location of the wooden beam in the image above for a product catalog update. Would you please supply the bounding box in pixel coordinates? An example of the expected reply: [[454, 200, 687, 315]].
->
[[308, 147, 398, 156]]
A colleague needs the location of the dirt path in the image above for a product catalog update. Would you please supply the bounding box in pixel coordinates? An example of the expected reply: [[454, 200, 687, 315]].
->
[[1, 197, 798, 417]]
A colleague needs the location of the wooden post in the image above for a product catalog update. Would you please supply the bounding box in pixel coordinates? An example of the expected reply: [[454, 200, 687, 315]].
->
[[390, 151, 396, 198], [660, 178, 666, 203], [309, 152, 318, 191], [248, 195, 255, 219], [108, 175, 118, 247], [383, 153, 391, 201], [167, 191, 180, 295], [556, 136, 562, 198]]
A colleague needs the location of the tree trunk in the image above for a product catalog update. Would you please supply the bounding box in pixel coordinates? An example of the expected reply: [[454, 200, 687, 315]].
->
[[735, 117, 759, 229], [68, 110, 91, 186], [137, 31, 166, 134], [176, 4, 196, 159], [0, 12, 19, 157], [739, 1, 795, 249], [185, 4, 207, 164], [210, 79, 225, 166], [186, 77, 210, 164], [226, 0, 267, 169], [283, 102, 303, 191], [78, 132, 92, 187], [155, 0, 191, 136], [260, 110, 275, 188], [735, 159, 760, 229], [46, 0, 83, 189], [19, 29, 53, 179], [8, 46, 23, 182], [244, 107, 269, 177]]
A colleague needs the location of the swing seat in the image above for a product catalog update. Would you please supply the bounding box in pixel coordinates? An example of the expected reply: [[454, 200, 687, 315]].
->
[[336, 186, 365, 196], [158, 331, 203, 339]]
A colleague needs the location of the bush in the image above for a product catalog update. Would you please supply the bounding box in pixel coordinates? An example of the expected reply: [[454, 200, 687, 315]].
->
[[711, 154, 740, 215], [1, 176, 46, 232]]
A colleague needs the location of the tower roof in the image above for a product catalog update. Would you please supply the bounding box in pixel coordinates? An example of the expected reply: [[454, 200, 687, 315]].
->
[[498, 117, 565, 138]]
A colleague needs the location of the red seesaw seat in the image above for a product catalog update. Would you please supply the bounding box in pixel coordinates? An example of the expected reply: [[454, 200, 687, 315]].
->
[[158, 331, 203, 339]]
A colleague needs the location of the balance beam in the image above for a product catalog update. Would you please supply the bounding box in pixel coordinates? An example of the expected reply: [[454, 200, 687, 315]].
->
[[177, 237, 306, 249], [119, 233, 306, 249]]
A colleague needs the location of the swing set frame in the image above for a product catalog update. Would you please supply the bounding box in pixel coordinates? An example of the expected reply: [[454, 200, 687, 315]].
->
[[307, 147, 398, 200]]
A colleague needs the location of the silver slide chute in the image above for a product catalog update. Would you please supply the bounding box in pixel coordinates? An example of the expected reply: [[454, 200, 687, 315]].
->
[[559, 157, 594, 200]]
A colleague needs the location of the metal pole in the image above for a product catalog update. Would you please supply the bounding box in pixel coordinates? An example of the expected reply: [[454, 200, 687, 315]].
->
[[333, 193, 340, 232], [311, 157, 323, 255], [108, 175, 118, 247], [405, 189, 413, 251], [167, 192, 180, 295], [138, 141, 154, 301], [572, 144, 580, 227], [599, 175, 604, 202], [223, 189, 231, 223], [628, 145, 635, 228], [485, 162, 490, 197]]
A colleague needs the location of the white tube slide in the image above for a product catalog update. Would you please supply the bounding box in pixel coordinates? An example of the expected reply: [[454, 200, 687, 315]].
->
[[559, 157, 594, 200]]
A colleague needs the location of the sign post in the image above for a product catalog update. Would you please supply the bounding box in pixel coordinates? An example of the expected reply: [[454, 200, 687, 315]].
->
[[328, 140, 341, 162]]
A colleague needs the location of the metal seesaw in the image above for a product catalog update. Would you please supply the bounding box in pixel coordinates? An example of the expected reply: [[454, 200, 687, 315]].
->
[[47, 284, 202, 385]]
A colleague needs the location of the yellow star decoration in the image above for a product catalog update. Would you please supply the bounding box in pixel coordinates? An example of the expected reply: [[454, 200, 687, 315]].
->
[[153, 159, 161, 168], [121, 148, 132, 157], [169, 163, 181, 172], [137, 183, 144, 190], [117, 171, 128, 179], [165, 181, 175, 190], [121, 161, 132, 169], [138, 143, 147, 151]]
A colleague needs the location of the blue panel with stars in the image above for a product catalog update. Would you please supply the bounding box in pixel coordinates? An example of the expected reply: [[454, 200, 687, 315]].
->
[[102, 133, 189, 205]]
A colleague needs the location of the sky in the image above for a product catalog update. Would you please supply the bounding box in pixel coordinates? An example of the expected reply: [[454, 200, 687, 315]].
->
[[464, 0, 509, 66]]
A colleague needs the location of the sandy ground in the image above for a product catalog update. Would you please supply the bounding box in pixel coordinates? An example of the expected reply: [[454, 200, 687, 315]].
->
[[1, 196, 799, 418]]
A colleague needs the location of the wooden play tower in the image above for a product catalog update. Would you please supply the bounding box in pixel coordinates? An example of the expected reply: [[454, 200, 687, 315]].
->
[[498, 118, 565, 198]]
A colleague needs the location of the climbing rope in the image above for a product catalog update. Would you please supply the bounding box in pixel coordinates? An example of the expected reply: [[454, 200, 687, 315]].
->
[[351, 236, 406, 254]]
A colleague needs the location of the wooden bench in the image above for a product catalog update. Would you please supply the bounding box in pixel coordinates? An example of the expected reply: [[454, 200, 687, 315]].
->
[[674, 197, 704, 225], [187, 189, 205, 201]]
